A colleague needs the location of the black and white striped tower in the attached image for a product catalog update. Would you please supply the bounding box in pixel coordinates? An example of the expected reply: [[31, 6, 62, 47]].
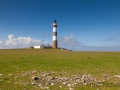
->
[[52, 20, 58, 48]]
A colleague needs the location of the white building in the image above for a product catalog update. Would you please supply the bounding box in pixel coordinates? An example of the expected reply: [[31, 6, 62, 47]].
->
[[31, 44, 52, 49], [33, 46, 43, 49]]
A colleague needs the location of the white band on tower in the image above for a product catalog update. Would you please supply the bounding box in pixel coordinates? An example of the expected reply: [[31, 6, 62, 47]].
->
[[53, 27, 57, 32], [53, 36, 57, 40]]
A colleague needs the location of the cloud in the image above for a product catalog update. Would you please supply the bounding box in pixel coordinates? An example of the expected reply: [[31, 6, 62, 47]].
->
[[0, 34, 49, 49], [0, 40, 3, 45], [58, 34, 85, 49], [0, 34, 85, 50], [103, 34, 120, 41], [1, 34, 120, 51], [5, 35, 17, 46]]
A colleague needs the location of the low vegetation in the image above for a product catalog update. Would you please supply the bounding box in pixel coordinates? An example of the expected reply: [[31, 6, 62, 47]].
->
[[0, 49, 120, 90]]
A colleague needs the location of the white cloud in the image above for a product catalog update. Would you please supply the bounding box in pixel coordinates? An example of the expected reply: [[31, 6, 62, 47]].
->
[[0, 34, 49, 49], [0, 40, 2, 44], [5, 35, 17, 46], [58, 34, 85, 49]]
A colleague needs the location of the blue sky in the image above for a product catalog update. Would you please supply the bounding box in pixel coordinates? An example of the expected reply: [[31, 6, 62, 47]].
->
[[0, 0, 120, 51]]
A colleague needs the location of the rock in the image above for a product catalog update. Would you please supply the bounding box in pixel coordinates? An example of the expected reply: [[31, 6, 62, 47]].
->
[[32, 70, 37, 74], [96, 89, 99, 90], [68, 84, 71, 87], [44, 87, 49, 89], [40, 86, 44, 89], [45, 83, 49, 85], [103, 74, 108, 77], [81, 79, 85, 83], [76, 79, 80, 83], [59, 86, 62, 88], [114, 75, 120, 78], [31, 82, 36, 85], [38, 84, 42, 86], [46, 76, 55, 81], [51, 82, 55, 85], [113, 82, 120, 86], [69, 87, 74, 90], [61, 77, 67, 81], [99, 80, 105, 83], [21, 74, 28, 76], [63, 82, 67, 85], [0, 74, 3, 76], [42, 74, 46, 77], [74, 83, 77, 85], [10, 71, 119, 89], [31, 76, 39, 80], [8, 74, 13, 76]]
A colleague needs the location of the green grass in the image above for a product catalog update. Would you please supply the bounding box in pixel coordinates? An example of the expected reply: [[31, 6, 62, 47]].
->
[[0, 49, 120, 90]]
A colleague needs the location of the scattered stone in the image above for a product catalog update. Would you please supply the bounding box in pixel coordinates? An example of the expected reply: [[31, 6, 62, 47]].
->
[[31, 76, 39, 80], [31, 82, 36, 85], [32, 70, 37, 74], [63, 82, 67, 85], [38, 84, 42, 87], [61, 77, 67, 81], [8, 74, 13, 76], [44, 87, 49, 89], [84, 83, 87, 85], [96, 89, 99, 90], [51, 82, 55, 85], [68, 84, 71, 87], [98, 80, 105, 83], [59, 86, 62, 88], [0, 74, 3, 76], [69, 87, 74, 90], [0, 80, 2, 82], [114, 75, 120, 78], [21, 74, 28, 77], [40, 86, 44, 89], [103, 74, 108, 77], [4, 71, 120, 89], [46, 76, 55, 81]]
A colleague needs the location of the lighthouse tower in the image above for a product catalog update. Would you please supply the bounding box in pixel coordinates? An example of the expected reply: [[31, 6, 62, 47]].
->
[[52, 20, 58, 48]]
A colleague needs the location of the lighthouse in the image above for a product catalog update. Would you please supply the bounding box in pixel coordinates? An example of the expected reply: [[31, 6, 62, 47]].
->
[[52, 20, 58, 48]]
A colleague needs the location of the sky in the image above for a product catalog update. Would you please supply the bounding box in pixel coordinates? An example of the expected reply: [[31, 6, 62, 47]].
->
[[0, 0, 120, 51]]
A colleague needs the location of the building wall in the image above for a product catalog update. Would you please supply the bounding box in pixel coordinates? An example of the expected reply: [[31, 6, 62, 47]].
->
[[34, 46, 41, 49]]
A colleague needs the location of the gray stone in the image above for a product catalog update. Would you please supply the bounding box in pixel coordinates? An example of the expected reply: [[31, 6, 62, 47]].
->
[[51, 82, 55, 85], [59, 86, 62, 88], [32, 70, 37, 74], [63, 82, 67, 85], [8, 74, 13, 76], [31, 82, 36, 85], [68, 84, 71, 87], [47, 76, 55, 81], [31, 76, 39, 80], [114, 75, 120, 78], [69, 87, 74, 90], [38, 84, 42, 87], [21, 74, 28, 76], [0, 74, 3, 76]]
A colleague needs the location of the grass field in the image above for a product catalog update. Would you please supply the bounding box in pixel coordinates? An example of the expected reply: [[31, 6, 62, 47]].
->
[[0, 49, 120, 90]]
